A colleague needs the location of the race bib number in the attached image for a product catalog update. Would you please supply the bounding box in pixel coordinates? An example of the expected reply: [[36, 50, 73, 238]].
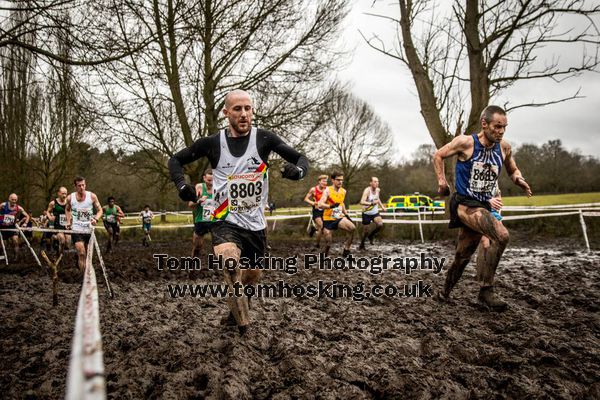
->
[[143, 216, 152, 224], [2, 214, 15, 225], [106, 214, 116, 223], [59, 214, 67, 226], [227, 172, 264, 214], [76, 208, 92, 222], [202, 201, 215, 221], [469, 161, 499, 193], [331, 206, 343, 219]]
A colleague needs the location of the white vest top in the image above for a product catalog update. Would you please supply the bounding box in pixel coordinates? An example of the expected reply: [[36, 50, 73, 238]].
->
[[212, 128, 268, 231], [141, 210, 153, 224], [70, 191, 94, 233], [364, 188, 380, 215]]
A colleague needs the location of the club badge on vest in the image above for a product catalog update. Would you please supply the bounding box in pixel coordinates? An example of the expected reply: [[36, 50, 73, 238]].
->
[[246, 156, 261, 171]]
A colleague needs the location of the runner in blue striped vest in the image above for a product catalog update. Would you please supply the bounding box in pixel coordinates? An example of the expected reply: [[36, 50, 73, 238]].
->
[[433, 105, 533, 310]]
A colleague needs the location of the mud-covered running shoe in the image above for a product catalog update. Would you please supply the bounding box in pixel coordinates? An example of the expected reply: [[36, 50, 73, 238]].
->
[[220, 311, 237, 326], [434, 290, 454, 304], [478, 286, 508, 311]]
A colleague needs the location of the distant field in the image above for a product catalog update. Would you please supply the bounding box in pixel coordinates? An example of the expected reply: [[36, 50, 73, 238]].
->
[[115, 192, 600, 227], [502, 192, 600, 206]]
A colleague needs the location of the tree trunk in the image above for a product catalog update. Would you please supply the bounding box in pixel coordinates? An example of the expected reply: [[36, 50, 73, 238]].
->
[[399, 0, 449, 150], [464, 0, 489, 135]]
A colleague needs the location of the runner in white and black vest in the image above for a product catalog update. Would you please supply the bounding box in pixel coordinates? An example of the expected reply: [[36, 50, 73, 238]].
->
[[359, 176, 387, 250], [168, 89, 309, 334], [65, 177, 103, 272]]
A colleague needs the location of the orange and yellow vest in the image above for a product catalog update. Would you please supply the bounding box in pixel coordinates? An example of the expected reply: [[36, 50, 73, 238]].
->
[[323, 186, 346, 221]]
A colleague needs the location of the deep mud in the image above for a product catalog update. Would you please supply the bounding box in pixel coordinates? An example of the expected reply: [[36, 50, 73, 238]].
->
[[1, 236, 599, 399]]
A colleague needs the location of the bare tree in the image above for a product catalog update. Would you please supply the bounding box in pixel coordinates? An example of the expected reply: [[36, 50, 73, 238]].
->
[[0, 0, 154, 65], [89, 0, 349, 182], [0, 6, 91, 210], [28, 30, 90, 203], [321, 86, 393, 192], [0, 6, 37, 206], [364, 0, 600, 150]]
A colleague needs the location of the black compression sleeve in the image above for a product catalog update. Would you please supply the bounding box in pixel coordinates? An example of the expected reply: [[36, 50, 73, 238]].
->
[[168, 136, 214, 189], [258, 130, 309, 176]]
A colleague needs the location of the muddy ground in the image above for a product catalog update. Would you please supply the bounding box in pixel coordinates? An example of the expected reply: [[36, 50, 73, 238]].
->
[[1, 236, 599, 399]]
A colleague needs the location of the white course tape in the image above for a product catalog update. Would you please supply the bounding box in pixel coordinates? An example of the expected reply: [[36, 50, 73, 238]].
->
[[503, 206, 600, 212], [500, 211, 580, 221], [503, 202, 600, 209], [66, 233, 106, 400], [92, 209, 600, 229], [7, 207, 586, 237], [3, 227, 90, 234]]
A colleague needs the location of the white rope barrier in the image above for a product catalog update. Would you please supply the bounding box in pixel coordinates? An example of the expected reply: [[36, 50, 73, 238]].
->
[[505, 202, 600, 209], [66, 233, 106, 400], [2, 206, 597, 251], [503, 206, 600, 212], [580, 210, 591, 252], [92, 231, 113, 298], [16, 226, 42, 268], [115, 202, 600, 217], [0, 232, 7, 265], [1, 226, 112, 397], [582, 212, 600, 217], [3, 227, 84, 234]]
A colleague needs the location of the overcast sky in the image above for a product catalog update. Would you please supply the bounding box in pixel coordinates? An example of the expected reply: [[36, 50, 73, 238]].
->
[[337, 0, 600, 162]]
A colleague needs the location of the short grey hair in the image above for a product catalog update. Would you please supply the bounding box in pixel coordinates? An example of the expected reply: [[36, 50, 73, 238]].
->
[[480, 105, 506, 124]]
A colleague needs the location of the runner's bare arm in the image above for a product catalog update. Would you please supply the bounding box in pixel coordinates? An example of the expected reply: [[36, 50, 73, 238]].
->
[[359, 187, 371, 206], [317, 188, 330, 209], [117, 206, 125, 218], [92, 194, 103, 223], [65, 195, 72, 227], [377, 189, 387, 211], [45, 201, 55, 220], [503, 142, 532, 197], [303, 187, 316, 207], [341, 202, 348, 214], [19, 207, 30, 225], [433, 135, 472, 194]]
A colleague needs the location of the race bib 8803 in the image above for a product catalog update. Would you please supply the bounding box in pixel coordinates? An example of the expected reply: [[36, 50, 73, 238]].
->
[[227, 172, 264, 214]]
